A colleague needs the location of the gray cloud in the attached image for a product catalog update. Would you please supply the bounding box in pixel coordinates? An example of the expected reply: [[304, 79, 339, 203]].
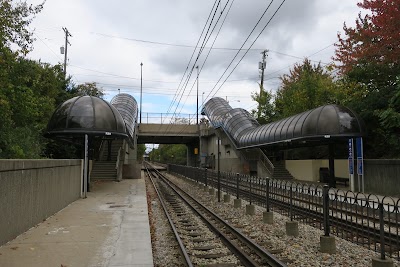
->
[[28, 0, 360, 111]]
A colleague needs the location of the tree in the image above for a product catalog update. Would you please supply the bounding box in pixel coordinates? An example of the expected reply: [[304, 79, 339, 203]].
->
[[334, 0, 400, 158], [149, 144, 187, 165], [0, 1, 44, 55], [73, 82, 105, 98], [334, 0, 400, 78], [377, 80, 400, 132], [251, 84, 275, 124], [0, 58, 68, 158], [137, 144, 146, 161], [274, 59, 338, 119]]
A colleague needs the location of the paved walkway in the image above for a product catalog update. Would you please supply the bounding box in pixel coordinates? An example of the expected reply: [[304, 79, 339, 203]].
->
[[0, 178, 153, 267]]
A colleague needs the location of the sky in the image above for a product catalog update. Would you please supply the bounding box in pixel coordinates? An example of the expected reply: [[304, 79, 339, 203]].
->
[[26, 0, 362, 121]]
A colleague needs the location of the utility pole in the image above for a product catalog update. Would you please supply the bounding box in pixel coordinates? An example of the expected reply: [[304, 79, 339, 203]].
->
[[196, 66, 199, 125], [62, 27, 72, 79], [259, 49, 268, 92], [140, 62, 143, 124], [196, 66, 200, 167], [258, 49, 268, 116]]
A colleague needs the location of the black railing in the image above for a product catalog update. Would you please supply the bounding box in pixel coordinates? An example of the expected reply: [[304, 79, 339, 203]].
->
[[168, 164, 400, 261]]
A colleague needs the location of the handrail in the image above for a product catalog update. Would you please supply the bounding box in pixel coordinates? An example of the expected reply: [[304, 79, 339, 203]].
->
[[116, 147, 121, 169], [98, 140, 105, 160], [259, 149, 274, 177], [213, 123, 275, 177], [116, 147, 122, 181]]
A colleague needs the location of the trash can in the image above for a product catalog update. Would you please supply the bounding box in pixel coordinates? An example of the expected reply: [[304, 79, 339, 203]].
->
[[319, 167, 330, 183]]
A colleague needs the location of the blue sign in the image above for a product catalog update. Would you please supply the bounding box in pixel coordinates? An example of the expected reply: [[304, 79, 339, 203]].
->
[[357, 158, 363, 175], [356, 137, 363, 158], [349, 158, 354, 175], [348, 139, 354, 175]]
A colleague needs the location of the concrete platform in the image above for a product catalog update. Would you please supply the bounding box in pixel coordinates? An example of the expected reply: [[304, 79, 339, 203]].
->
[[0, 178, 153, 267]]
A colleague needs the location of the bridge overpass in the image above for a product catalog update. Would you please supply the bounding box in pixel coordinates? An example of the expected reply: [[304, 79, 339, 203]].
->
[[137, 123, 198, 144]]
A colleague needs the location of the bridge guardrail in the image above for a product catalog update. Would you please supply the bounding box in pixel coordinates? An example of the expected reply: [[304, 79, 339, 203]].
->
[[141, 112, 197, 124]]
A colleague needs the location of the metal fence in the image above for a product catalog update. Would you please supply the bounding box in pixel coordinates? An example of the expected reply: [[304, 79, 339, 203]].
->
[[168, 164, 400, 261], [141, 112, 197, 124]]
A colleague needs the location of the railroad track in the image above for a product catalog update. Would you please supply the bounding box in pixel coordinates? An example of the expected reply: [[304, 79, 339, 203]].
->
[[145, 162, 288, 267]]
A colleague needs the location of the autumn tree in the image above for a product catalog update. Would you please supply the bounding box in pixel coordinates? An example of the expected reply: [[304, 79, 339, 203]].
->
[[334, 0, 400, 79], [274, 59, 338, 119], [334, 0, 400, 158]]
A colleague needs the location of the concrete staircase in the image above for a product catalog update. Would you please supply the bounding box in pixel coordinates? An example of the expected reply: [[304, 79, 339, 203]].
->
[[272, 161, 294, 180], [91, 139, 123, 180]]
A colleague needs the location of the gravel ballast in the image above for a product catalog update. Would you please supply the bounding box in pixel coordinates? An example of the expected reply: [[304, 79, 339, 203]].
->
[[148, 172, 399, 267]]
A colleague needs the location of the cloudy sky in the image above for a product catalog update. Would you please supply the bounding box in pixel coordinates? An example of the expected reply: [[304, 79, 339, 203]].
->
[[26, 0, 362, 120]]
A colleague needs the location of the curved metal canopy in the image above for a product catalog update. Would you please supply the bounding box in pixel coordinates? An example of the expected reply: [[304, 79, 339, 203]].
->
[[110, 93, 138, 138], [202, 97, 366, 149], [46, 96, 127, 139]]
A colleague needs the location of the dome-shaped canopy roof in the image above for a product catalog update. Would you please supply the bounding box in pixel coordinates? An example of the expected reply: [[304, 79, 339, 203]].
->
[[46, 96, 127, 138]]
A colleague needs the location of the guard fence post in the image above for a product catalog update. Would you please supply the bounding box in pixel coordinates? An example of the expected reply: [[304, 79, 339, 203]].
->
[[286, 182, 299, 237], [249, 176, 252, 205], [320, 184, 336, 254], [371, 200, 394, 267], [379, 202, 386, 260], [234, 173, 242, 208], [236, 173, 240, 199], [266, 178, 270, 212], [289, 183, 293, 221], [205, 168, 208, 186], [323, 185, 330, 236]]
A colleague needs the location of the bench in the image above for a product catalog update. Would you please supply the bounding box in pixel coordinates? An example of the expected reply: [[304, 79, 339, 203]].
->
[[335, 177, 349, 187]]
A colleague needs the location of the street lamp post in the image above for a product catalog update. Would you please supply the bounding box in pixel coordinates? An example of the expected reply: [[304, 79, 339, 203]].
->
[[196, 66, 200, 167], [140, 62, 143, 124], [196, 66, 199, 125]]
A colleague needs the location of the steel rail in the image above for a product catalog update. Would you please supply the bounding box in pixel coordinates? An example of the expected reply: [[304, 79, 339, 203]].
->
[[152, 166, 287, 267], [214, 181, 400, 256], [144, 164, 193, 267]]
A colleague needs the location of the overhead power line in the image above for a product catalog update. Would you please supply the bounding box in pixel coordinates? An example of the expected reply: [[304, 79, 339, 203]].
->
[[176, 0, 235, 116], [164, 0, 221, 117], [202, 0, 278, 103], [207, 0, 287, 102]]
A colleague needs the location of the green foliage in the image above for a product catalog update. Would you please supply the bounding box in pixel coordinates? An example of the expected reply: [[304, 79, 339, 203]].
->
[[251, 84, 276, 124], [0, 57, 69, 158], [0, 0, 44, 55], [274, 59, 338, 119], [149, 144, 187, 165], [333, 0, 400, 158], [137, 144, 146, 160], [73, 82, 105, 98], [0, 2, 117, 160]]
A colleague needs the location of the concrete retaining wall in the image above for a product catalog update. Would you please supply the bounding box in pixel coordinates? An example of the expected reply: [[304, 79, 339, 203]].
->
[[364, 160, 400, 197], [286, 159, 400, 197], [0, 159, 82, 246], [286, 159, 348, 182]]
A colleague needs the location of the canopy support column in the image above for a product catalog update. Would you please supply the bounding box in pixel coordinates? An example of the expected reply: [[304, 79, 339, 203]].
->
[[328, 142, 336, 188]]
